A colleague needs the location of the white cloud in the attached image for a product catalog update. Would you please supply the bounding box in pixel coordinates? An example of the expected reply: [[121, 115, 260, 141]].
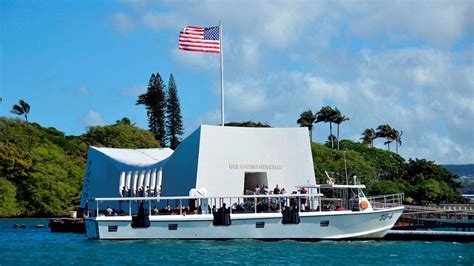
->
[[81, 110, 105, 127], [77, 86, 89, 96], [221, 71, 350, 127], [119, 0, 150, 10], [110, 13, 135, 34], [184, 109, 222, 135], [342, 0, 473, 48], [171, 49, 219, 71], [120, 85, 146, 96], [226, 81, 267, 113], [142, 12, 179, 30], [403, 132, 470, 164]]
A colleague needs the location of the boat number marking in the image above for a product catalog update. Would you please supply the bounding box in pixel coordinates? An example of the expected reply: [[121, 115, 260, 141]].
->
[[379, 213, 393, 221]]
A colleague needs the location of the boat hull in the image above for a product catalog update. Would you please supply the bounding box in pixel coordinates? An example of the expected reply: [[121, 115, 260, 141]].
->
[[85, 207, 403, 240]]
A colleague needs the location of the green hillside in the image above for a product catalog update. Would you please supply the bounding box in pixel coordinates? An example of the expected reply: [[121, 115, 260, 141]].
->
[[0, 117, 466, 217], [0, 117, 160, 217]]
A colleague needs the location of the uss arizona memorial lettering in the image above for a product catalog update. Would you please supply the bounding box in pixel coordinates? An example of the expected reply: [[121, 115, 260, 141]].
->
[[228, 163, 282, 170]]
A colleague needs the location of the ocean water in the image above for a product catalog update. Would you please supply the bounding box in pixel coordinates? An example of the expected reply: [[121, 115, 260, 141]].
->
[[0, 218, 472, 265]]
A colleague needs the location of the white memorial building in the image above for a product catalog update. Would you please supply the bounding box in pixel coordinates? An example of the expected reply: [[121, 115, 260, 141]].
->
[[80, 125, 316, 208]]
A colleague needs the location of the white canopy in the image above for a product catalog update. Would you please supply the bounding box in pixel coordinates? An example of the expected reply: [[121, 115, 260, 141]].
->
[[80, 147, 173, 207]]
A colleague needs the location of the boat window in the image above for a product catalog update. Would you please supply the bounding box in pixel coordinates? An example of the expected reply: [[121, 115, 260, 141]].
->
[[256, 222, 265, 228], [320, 220, 329, 227]]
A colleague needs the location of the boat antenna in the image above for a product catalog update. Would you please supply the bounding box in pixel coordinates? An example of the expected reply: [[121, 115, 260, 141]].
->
[[344, 149, 348, 185]]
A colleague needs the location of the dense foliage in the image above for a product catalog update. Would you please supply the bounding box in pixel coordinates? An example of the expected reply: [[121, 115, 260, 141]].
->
[[0, 117, 160, 217], [313, 140, 466, 205], [0, 116, 467, 217], [225, 121, 271, 127], [84, 123, 160, 149]]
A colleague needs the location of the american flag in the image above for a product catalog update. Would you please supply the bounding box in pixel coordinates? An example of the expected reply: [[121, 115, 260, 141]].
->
[[179, 26, 220, 54]]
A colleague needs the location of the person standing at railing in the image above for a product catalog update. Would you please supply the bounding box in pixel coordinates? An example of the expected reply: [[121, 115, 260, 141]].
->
[[273, 184, 280, 195], [255, 185, 261, 195], [352, 192, 360, 211], [280, 188, 287, 207], [300, 187, 308, 210]]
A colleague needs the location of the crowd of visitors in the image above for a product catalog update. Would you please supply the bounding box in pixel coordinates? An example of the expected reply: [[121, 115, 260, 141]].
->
[[120, 185, 161, 198]]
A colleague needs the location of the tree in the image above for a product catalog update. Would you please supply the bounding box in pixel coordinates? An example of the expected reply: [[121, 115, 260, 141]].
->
[[11, 99, 32, 150], [84, 124, 161, 149], [115, 117, 133, 125], [316, 106, 338, 149], [332, 107, 349, 150], [327, 134, 337, 147], [137, 73, 167, 145], [297, 110, 316, 142], [225, 121, 271, 127], [165, 74, 184, 149], [376, 124, 394, 151], [393, 129, 403, 154], [0, 178, 19, 216], [360, 128, 376, 148]]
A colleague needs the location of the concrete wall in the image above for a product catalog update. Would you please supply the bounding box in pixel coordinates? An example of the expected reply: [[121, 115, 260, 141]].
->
[[159, 125, 316, 198]]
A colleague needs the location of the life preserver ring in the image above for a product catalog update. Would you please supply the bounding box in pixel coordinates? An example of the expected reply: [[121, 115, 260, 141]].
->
[[360, 200, 369, 209]]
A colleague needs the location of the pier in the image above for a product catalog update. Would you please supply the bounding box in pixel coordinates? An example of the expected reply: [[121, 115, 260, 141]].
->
[[49, 218, 85, 233], [393, 205, 474, 231], [385, 230, 474, 242]]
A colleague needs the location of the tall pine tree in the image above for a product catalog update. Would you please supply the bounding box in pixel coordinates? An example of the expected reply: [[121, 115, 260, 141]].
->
[[136, 73, 167, 146], [166, 74, 184, 149]]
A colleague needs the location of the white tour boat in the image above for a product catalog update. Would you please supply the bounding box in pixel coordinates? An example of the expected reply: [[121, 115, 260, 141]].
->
[[81, 125, 404, 240], [84, 186, 404, 240]]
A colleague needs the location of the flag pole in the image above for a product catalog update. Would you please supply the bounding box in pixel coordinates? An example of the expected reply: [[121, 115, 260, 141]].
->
[[219, 21, 225, 126]]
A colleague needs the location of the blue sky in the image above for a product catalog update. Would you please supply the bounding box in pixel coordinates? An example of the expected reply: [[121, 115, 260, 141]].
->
[[1, 0, 473, 164]]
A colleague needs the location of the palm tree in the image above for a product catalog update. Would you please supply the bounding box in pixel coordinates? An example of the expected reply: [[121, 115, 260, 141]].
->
[[11, 99, 32, 150], [376, 124, 394, 151], [360, 128, 376, 148], [297, 110, 316, 142], [316, 106, 337, 149], [332, 107, 349, 150], [393, 129, 403, 154]]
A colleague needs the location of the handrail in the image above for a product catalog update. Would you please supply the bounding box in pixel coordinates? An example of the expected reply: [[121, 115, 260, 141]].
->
[[367, 193, 405, 200], [367, 193, 404, 208], [92, 193, 324, 202]]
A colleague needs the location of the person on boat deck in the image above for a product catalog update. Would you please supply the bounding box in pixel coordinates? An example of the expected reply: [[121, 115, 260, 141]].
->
[[145, 186, 150, 197], [106, 206, 113, 216], [352, 191, 360, 211], [120, 186, 126, 197], [273, 184, 280, 195], [138, 186, 144, 197], [262, 185, 269, 205], [126, 187, 131, 197], [255, 185, 261, 195], [300, 187, 308, 210], [279, 188, 287, 206]]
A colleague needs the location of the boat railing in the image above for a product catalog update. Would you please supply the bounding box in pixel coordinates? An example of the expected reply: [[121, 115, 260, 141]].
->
[[367, 193, 404, 209], [88, 193, 324, 217]]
